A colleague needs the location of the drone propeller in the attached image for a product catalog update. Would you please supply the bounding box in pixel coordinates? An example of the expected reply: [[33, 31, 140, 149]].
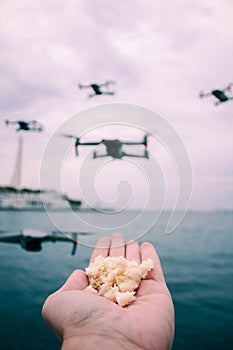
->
[[61, 134, 81, 144], [61, 133, 79, 139], [60, 133, 81, 156], [104, 80, 116, 84]]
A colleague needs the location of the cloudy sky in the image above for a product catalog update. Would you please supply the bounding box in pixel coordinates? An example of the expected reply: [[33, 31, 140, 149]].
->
[[0, 0, 233, 211]]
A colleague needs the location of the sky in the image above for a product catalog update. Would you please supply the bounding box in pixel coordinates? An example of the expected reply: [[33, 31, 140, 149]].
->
[[0, 0, 233, 211]]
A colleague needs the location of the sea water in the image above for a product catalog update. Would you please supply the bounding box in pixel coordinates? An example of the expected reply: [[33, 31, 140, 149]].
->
[[0, 210, 232, 350]]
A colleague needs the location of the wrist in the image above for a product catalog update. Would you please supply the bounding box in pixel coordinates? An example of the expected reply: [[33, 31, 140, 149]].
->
[[61, 334, 143, 350]]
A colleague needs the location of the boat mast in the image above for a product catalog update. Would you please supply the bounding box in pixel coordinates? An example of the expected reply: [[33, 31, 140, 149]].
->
[[11, 135, 23, 189]]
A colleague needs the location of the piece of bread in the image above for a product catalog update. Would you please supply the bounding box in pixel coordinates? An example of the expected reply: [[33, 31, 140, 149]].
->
[[84, 255, 154, 307]]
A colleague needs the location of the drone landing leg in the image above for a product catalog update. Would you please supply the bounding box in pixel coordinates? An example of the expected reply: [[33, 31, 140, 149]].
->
[[93, 152, 109, 159]]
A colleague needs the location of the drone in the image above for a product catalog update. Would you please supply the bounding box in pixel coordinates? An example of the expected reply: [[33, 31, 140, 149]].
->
[[63, 133, 150, 159], [5, 119, 44, 132], [199, 83, 233, 105], [0, 228, 94, 255], [78, 81, 116, 98]]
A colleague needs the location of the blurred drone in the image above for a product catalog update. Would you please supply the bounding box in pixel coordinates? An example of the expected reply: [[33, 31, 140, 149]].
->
[[5, 119, 44, 132], [62, 133, 150, 159], [78, 81, 116, 98], [0, 229, 94, 255], [199, 83, 233, 105]]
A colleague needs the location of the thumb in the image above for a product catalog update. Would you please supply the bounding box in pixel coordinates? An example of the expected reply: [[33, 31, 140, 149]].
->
[[58, 269, 88, 292]]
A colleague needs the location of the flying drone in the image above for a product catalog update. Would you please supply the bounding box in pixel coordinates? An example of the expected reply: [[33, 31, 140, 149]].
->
[[78, 81, 116, 98], [5, 119, 44, 132], [62, 133, 150, 159], [199, 83, 233, 105], [0, 228, 94, 255]]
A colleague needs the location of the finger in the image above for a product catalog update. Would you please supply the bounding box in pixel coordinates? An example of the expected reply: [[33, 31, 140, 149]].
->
[[90, 236, 111, 262], [109, 233, 125, 257], [58, 270, 88, 292], [140, 242, 166, 283], [126, 240, 141, 263]]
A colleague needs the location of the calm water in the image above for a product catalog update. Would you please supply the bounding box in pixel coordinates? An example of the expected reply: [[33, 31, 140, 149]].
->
[[0, 210, 232, 350]]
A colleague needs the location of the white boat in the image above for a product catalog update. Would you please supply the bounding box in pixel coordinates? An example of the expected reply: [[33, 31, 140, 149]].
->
[[1, 135, 82, 211], [0, 186, 82, 211]]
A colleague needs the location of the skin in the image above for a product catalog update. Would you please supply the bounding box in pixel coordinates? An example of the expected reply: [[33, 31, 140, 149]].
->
[[42, 233, 175, 350]]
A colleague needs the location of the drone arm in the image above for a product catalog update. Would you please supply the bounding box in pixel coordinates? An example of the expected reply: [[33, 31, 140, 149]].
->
[[123, 141, 144, 145], [123, 138, 149, 147], [5, 120, 17, 125], [79, 141, 101, 146], [101, 92, 115, 96], [74, 140, 101, 156], [46, 232, 80, 255], [199, 91, 212, 98], [43, 235, 73, 243], [31, 121, 44, 131], [0, 233, 21, 243], [123, 152, 149, 158], [122, 134, 149, 147], [99, 81, 116, 87], [78, 84, 91, 89]]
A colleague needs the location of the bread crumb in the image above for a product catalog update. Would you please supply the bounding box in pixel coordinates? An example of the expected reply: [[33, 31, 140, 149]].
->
[[84, 256, 154, 307]]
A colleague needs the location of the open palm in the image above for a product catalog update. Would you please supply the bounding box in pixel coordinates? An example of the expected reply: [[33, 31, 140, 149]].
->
[[42, 234, 174, 350]]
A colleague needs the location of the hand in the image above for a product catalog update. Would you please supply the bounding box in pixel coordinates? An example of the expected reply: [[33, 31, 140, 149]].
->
[[42, 233, 174, 350]]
